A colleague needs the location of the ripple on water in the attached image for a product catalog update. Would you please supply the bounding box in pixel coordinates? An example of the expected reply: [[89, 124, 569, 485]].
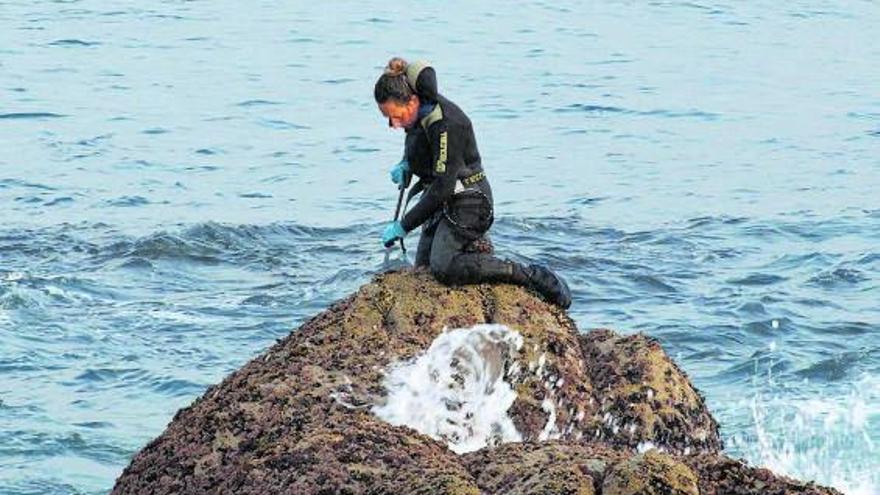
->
[[321, 78, 355, 85], [556, 104, 628, 114], [791, 297, 844, 310], [729, 273, 788, 286], [0, 179, 57, 191], [73, 367, 146, 384], [624, 273, 678, 293], [0, 112, 65, 120], [345, 144, 380, 153], [742, 318, 791, 337], [152, 378, 206, 397], [0, 356, 45, 373], [0, 400, 44, 419], [554, 104, 719, 120], [807, 321, 875, 338], [736, 301, 768, 317], [807, 267, 868, 288], [235, 99, 282, 107], [257, 118, 310, 130], [105, 196, 150, 207], [856, 252, 880, 266], [0, 287, 44, 310], [795, 350, 870, 381], [105, 233, 223, 264], [700, 247, 745, 262], [72, 421, 114, 429], [48, 39, 101, 47], [43, 197, 74, 207], [1, 479, 86, 495], [240, 293, 280, 307], [763, 252, 836, 271]]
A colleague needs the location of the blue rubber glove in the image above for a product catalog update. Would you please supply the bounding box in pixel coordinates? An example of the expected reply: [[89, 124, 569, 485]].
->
[[390, 159, 409, 185], [382, 221, 407, 247]]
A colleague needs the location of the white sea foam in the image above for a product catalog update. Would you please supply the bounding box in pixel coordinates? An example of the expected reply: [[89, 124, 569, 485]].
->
[[538, 397, 560, 441], [734, 373, 879, 495], [372, 324, 524, 454], [637, 441, 661, 453], [3, 271, 26, 282]]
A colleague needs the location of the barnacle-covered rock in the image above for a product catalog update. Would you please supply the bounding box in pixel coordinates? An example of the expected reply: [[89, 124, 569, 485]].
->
[[112, 270, 840, 495]]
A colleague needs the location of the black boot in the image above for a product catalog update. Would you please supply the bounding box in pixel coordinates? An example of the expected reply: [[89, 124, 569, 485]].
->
[[525, 264, 572, 309]]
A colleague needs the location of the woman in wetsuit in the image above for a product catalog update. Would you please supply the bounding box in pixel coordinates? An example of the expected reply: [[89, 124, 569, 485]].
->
[[375, 57, 571, 308]]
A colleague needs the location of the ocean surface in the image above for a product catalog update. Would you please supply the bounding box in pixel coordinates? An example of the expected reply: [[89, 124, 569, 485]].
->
[[1, 1, 878, 493]]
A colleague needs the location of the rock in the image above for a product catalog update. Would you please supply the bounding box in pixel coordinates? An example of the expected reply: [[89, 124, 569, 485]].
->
[[579, 329, 721, 452], [602, 450, 699, 495], [462, 441, 623, 494], [111, 270, 842, 495], [683, 453, 844, 495]]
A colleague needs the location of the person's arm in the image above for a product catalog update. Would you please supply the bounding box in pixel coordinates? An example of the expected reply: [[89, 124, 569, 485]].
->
[[400, 122, 463, 232]]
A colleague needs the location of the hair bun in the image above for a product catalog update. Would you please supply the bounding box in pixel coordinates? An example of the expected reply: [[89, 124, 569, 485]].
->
[[384, 57, 408, 77]]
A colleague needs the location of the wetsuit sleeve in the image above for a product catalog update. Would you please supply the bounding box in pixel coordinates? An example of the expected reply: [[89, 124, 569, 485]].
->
[[400, 122, 464, 232]]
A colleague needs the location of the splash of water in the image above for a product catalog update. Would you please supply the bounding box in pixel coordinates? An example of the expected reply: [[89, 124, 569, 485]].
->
[[731, 353, 879, 495], [372, 324, 524, 454]]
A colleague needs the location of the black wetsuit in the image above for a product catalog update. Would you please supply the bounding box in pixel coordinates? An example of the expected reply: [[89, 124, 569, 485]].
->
[[399, 69, 527, 287], [393, 64, 571, 308]]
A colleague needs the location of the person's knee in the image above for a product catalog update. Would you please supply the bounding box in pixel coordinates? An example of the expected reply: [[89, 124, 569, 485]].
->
[[414, 252, 431, 268], [429, 252, 453, 284], [432, 254, 481, 285]]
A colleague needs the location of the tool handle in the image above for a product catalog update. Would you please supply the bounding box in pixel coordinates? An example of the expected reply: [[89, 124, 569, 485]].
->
[[385, 171, 411, 251]]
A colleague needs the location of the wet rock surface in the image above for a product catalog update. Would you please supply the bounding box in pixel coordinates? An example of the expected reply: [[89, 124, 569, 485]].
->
[[112, 270, 841, 494], [602, 450, 699, 495]]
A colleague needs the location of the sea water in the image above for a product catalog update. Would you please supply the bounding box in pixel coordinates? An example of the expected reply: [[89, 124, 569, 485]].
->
[[1, 1, 878, 493]]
